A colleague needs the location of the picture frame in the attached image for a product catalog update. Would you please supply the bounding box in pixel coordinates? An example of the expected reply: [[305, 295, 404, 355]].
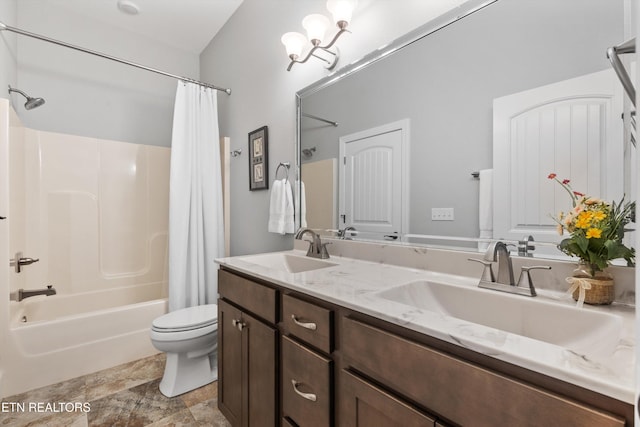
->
[[249, 126, 269, 191]]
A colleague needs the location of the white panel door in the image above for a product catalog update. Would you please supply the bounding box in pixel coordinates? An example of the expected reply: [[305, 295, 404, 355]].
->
[[493, 69, 623, 251], [339, 120, 409, 239]]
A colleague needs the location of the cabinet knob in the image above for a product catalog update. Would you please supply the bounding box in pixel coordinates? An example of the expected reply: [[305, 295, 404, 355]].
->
[[291, 379, 317, 402], [231, 319, 246, 331], [291, 314, 317, 331]]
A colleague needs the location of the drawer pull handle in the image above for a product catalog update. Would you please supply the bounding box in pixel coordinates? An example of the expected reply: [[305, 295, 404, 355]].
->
[[291, 379, 317, 402], [291, 315, 317, 331]]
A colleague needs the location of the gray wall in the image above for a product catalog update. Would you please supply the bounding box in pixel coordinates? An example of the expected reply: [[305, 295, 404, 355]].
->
[[13, 1, 200, 147], [200, 0, 470, 256], [301, 0, 623, 241], [0, 0, 17, 96]]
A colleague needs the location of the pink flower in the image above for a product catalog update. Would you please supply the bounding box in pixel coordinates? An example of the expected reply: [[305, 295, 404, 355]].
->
[[548, 173, 557, 179]]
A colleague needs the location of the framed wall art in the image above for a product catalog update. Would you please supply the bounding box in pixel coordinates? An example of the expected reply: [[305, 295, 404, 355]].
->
[[248, 126, 269, 191]]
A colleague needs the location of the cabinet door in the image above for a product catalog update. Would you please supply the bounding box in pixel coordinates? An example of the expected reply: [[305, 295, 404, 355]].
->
[[340, 369, 435, 427], [245, 310, 277, 427], [218, 299, 243, 427]]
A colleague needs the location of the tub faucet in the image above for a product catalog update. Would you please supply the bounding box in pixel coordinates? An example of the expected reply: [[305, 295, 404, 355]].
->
[[295, 228, 330, 259], [11, 285, 56, 302]]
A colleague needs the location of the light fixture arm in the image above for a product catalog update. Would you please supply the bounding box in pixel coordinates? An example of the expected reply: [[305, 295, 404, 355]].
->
[[286, 28, 350, 71]]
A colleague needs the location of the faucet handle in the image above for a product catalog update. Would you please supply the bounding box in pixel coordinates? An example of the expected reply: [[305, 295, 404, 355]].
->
[[319, 242, 331, 259], [468, 258, 495, 283], [516, 265, 552, 296]]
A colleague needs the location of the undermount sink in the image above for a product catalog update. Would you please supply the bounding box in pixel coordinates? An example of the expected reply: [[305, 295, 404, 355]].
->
[[240, 252, 338, 274], [375, 280, 623, 357]]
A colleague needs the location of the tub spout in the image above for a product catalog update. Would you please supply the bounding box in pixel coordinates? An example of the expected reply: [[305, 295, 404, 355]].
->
[[11, 285, 56, 302]]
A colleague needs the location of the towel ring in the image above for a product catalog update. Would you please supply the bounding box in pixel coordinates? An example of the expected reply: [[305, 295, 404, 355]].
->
[[275, 162, 290, 182]]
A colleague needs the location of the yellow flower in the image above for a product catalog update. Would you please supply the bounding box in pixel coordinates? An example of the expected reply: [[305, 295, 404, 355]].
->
[[585, 228, 602, 239], [591, 210, 607, 222], [574, 212, 592, 229]]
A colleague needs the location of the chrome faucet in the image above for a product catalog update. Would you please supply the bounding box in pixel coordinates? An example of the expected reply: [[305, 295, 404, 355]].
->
[[338, 226, 356, 240], [294, 228, 330, 259], [487, 241, 515, 286], [11, 285, 57, 302], [469, 241, 550, 297]]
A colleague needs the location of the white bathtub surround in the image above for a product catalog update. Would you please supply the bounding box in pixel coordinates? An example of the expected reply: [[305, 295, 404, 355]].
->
[[0, 99, 170, 398], [216, 239, 635, 404], [169, 82, 224, 311]]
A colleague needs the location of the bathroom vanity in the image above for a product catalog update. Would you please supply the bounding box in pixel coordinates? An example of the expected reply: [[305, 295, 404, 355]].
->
[[215, 241, 634, 426]]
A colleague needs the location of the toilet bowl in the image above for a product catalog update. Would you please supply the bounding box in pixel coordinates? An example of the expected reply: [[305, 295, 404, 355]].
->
[[150, 304, 218, 397]]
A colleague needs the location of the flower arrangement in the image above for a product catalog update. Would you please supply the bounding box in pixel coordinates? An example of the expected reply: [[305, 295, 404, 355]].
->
[[548, 173, 635, 277]]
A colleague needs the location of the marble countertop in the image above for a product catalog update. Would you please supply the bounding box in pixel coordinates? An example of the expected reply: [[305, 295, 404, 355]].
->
[[215, 245, 635, 404]]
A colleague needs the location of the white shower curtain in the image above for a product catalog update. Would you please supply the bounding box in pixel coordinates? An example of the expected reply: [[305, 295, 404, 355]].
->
[[168, 82, 224, 311]]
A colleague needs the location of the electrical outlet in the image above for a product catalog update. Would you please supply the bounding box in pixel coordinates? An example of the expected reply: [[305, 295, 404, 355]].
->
[[431, 207, 454, 221]]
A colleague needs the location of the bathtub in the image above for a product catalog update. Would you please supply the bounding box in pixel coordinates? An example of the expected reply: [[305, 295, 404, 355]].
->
[[1, 282, 167, 398]]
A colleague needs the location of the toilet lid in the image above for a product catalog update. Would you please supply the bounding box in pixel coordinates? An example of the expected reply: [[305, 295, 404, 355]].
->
[[152, 304, 218, 332]]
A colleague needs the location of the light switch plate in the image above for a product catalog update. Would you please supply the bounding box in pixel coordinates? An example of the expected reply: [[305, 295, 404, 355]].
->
[[432, 207, 454, 221]]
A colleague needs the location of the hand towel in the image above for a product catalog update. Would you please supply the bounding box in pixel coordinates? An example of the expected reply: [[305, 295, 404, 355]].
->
[[294, 180, 307, 229], [269, 179, 295, 234], [478, 169, 493, 251], [283, 179, 295, 234]]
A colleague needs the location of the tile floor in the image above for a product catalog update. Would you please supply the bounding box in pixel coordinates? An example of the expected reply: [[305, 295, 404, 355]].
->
[[0, 353, 231, 427]]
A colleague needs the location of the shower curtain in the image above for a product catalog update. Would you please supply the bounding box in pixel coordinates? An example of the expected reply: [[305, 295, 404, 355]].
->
[[168, 82, 224, 311]]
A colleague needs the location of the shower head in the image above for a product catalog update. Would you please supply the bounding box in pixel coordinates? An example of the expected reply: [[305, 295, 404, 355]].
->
[[302, 147, 316, 158], [8, 85, 45, 110]]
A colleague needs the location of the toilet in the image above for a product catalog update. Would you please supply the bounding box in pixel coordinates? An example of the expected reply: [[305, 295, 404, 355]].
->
[[150, 304, 218, 397]]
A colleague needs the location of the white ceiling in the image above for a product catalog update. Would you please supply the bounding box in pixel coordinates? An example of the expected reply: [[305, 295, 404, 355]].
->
[[41, 0, 244, 54]]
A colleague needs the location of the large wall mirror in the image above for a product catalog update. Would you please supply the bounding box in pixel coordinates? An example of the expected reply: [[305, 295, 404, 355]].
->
[[296, 0, 634, 261]]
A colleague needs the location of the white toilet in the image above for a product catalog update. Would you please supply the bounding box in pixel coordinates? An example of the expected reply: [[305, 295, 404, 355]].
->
[[150, 304, 218, 397]]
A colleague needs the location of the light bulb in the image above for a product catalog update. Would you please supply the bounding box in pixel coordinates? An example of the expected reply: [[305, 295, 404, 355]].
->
[[281, 32, 308, 59], [326, 0, 357, 28], [302, 14, 331, 45]]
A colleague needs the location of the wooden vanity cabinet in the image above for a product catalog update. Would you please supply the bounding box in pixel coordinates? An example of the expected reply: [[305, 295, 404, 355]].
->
[[217, 267, 632, 427], [218, 270, 278, 427]]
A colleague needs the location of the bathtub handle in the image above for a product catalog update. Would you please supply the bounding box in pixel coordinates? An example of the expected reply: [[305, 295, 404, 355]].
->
[[9, 252, 40, 273]]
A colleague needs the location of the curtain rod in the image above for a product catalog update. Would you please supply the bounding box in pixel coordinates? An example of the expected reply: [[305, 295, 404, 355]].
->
[[0, 21, 231, 95]]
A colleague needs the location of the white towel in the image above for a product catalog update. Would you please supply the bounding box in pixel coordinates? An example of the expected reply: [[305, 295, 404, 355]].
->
[[294, 180, 307, 229], [268, 179, 295, 234], [478, 169, 493, 251]]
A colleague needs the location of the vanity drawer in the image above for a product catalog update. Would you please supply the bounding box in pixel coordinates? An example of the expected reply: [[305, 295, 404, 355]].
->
[[342, 317, 624, 427], [282, 294, 333, 354], [282, 335, 332, 427], [219, 269, 277, 324]]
